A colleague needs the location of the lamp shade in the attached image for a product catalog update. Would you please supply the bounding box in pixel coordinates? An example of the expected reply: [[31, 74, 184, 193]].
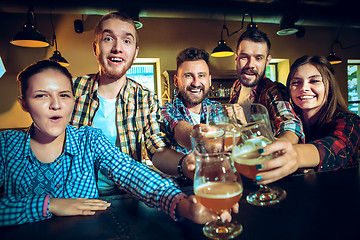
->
[[11, 23, 49, 48], [326, 52, 342, 65], [211, 40, 234, 57], [134, 20, 143, 29], [247, 22, 258, 31], [49, 51, 69, 67], [277, 16, 299, 36]]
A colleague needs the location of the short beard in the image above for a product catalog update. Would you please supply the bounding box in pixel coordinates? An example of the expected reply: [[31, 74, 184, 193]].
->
[[98, 56, 135, 80], [180, 88, 209, 106], [237, 68, 265, 88]]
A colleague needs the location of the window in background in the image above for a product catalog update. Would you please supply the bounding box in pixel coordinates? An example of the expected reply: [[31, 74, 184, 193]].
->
[[348, 61, 360, 115], [127, 63, 156, 92], [0, 57, 6, 78], [126, 58, 161, 99], [266, 63, 277, 82]]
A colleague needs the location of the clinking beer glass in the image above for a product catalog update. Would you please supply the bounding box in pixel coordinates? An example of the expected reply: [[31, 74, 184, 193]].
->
[[191, 126, 243, 239], [231, 103, 287, 206], [206, 103, 243, 152]]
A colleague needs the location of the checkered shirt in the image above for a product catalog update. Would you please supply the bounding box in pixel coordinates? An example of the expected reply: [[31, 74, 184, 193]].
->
[[161, 96, 219, 154], [230, 77, 305, 142], [307, 111, 360, 171], [70, 73, 168, 162]]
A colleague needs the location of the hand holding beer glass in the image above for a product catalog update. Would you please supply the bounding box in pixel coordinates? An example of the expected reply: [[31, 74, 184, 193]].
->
[[191, 127, 243, 239], [206, 103, 244, 151], [231, 103, 287, 206]]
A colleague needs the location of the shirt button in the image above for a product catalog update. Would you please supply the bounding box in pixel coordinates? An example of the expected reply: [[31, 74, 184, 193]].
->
[[57, 161, 61, 164], [56, 185, 61, 189]]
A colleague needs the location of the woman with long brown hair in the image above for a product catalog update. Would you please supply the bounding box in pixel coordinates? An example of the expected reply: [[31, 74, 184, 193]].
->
[[252, 55, 360, 185]]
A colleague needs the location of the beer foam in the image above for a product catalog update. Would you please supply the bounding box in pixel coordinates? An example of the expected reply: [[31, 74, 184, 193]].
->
[[194, 182, 243, 198], [205, 130, 224, 138]]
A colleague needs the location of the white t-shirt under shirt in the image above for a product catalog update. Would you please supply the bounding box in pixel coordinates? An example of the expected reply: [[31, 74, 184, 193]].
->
[[93, 94, 117, 192], [189, 111, 201, 125]]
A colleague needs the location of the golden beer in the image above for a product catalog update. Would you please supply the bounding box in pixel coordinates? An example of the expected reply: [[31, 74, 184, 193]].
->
[[195, 182, 243, 212], [231, 136, 273, 179]]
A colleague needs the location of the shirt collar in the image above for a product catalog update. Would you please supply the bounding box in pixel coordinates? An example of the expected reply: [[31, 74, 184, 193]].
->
[[89, 73, 100, 99], [15, 125, 78, 161]]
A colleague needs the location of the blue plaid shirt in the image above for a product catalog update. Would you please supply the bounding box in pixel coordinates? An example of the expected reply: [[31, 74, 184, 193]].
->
[[0, 125, 185, 226], [161, 96, 219, 154]]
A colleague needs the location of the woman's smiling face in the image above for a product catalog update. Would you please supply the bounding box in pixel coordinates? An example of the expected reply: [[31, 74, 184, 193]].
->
[[289, 63, 326, 117]]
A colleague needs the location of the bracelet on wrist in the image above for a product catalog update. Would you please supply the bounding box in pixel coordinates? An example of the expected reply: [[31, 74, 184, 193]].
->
[[177, 154, 187, 179]]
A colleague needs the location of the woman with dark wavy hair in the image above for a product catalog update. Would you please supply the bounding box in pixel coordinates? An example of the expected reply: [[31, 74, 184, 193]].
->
[[253, 55, 360, 185]]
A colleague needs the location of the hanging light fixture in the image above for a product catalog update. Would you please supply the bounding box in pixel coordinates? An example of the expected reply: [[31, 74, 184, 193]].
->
[[10, 6, 49, 48], [326, 51, 342, 65], [211, 24, 234, 57], [211, 12, 258, 58], [48, 6, 69, 67], [326, 39, 360, 64], [325, 27, 360, 65], [276, 15, 299, 36], [326, 30, 342, 65], [49, 34, 69, 67]]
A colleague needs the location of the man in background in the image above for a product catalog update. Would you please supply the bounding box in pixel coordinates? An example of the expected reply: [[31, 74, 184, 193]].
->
[[230, 29, 304, 144], [160, 47, 218, 180]]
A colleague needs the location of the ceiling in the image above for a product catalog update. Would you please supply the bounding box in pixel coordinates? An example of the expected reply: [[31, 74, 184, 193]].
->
[[1, 0, 359, 28]]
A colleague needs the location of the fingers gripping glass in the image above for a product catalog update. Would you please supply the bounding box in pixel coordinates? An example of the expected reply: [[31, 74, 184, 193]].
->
[[231, 103, 287, 206], [206, 103, 243, 152], [193, 152, 243, 239]]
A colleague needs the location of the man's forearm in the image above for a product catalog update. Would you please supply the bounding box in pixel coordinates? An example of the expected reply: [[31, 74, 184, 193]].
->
[[152, 147, 184, 176], [174, 120, 194, 150]]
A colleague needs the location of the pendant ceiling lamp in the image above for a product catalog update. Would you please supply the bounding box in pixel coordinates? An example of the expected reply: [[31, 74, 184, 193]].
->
[[10, 6, 49, 48], [326, 51, 342, 65], [48, 7, 69, 67], [211, 13, 258, 58], [211, 37, 234, 57], [49, 35, 69, 67], [276, 15, 298, 36]]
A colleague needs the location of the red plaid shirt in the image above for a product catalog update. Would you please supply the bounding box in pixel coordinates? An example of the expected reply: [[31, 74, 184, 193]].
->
[[307, 111, 360, 171], [230, 77, 305, 142]]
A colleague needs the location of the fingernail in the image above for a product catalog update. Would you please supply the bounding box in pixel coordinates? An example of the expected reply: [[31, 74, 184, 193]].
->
[[256, 164, 263, 170], [258, 148, 265, 154], [255, 175, 263, 181]]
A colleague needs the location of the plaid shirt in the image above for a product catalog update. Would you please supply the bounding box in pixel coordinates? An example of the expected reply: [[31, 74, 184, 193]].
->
[[230, 77, 305, 142], [70, 73, 168, 162], [161, 96, 219, 154], [0, 125, 185, 226], [307, 112, 360, 171]]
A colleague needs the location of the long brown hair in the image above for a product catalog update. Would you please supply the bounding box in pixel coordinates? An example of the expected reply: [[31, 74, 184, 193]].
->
[[286, 55, 353, 128]]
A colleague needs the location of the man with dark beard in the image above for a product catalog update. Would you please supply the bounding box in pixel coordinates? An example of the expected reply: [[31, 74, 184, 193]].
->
[[70, 12, 194, 194], [161, 48, 216, 180], [230, 29, 304, 144]]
